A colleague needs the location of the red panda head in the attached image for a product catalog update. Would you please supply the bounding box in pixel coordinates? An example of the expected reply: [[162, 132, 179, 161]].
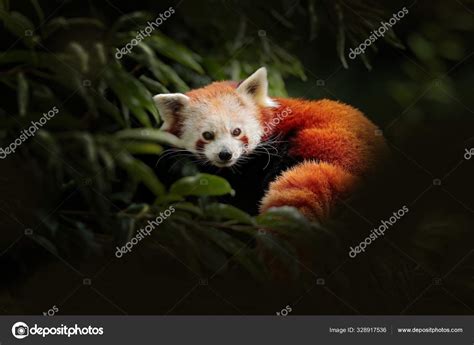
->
[[153, 67, 278, 167]]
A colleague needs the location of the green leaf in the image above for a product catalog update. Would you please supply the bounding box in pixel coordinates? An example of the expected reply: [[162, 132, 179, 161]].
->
[[110, 11, 153, 33], [204, 203, 254, 224], [28, 0, 44, 24], [117, 152, 165, 196], [189, 231, 229, 273], [43, 17, 105, 38], [307, 0, 318, 41], [67, 42, 89, 73], [0, 10, 37, 47], [268, 72, 287, 97], [121, 203, 150, 217], [122, 141, 163, 155], [30, 81, 57, 104], [116, 217, 136, 243], [334, 3, 348, 69], [72, 132, 98, 168], [154, 193, 185, 205], [200, 227, 264, 278], [407, 34, 435, 61], [170, 173, 234, 197], [256, 206, 308, 227], [131, 45, 189, 92], [132, 42, 167, 82], [178, 217, 265, 278], [257, 231, 299, 279], [116, 128, 182, 147], [97, 147, 115, 179], [0, 50, 53, 68], [17, 72, 28, 116], [173, 202, 204, 217], [155, 62, 190, 92], [139, 75, 169, 94], [0, 1, 10, 11], [148, 33, 204, 74], [256, 206, 318, 239], [90, 91, 125, 126], [30, 234, 59, 255], [51, 65, 98, 116], [34, 130, 63, 177], [104, 63, 159, 127]]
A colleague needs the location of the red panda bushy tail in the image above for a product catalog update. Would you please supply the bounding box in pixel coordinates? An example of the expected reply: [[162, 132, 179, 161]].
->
[[259, 161, 358, 220]]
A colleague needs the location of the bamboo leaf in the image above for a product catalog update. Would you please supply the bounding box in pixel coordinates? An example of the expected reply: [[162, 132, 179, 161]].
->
[[139, 75, 169, 94], [115, 128, 182, 147], [335, 3, 348, 69], [0, 10, 37, 47], [110, 11, 153, 33], [173, 202, 204, 217], [170, 173, 234, 197], [90, 91, 125, 126], [122, 141, 163, 155], [17, 72, 28, 116], [28, 0, 44, 24], [178, 218, 265, 278], [104, 63, 159, 126], [117, 152, 165, 196], [0, 50, 54, 68], [204, 203, 254, 225], [148, 33, 204, 74], [42, 17, 105, 38]]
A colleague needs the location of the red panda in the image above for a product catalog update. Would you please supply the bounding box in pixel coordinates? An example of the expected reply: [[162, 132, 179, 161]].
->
[[153, 67, 386, 221]]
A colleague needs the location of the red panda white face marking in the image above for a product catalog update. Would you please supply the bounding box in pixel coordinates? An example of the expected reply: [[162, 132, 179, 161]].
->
[[180, 93, 263, 167], [153, 67, 277, 167]]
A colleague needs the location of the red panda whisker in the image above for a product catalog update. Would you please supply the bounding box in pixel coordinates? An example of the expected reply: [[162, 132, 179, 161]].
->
[[254, 145, 280, 152], [251, 149, 282, 158], [253, 145, 272, 170], [259, 141, 286, 149], [256, 140, 285, 150], [155, 149, 189, 167], [169, 155, 195, 171]]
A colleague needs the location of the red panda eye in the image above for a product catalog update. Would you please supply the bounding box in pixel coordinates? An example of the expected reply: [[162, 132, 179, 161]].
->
[[232, 128, 241, 136], [202, 131, 214, 140]]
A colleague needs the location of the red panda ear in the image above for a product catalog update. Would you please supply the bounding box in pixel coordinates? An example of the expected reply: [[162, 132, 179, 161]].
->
[[236, 67, 277, 107], [153, 93, 190, 131]]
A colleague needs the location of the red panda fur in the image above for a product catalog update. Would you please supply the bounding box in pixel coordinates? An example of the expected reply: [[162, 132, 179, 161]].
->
[[159, 80, 386, 221], [258, 97, 386, 220]]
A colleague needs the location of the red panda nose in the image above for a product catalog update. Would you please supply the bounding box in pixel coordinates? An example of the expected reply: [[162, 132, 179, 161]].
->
[[218, 150, 232, 161]]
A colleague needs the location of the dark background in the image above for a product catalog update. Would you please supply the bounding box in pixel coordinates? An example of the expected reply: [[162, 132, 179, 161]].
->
[[0, 0, 473, 315]]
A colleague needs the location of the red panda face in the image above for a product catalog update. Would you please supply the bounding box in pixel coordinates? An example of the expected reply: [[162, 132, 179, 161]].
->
[[183, 93, 263, 167], [153, 67, 277, 168]]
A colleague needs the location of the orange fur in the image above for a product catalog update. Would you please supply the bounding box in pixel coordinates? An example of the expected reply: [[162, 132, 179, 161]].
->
[[186, 81, 240, 107], [157, 75, 385, 221], [259, 98, 386, 220]]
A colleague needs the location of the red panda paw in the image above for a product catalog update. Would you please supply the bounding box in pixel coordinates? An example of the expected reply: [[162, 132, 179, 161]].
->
[[259, 161, 358, 221]]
